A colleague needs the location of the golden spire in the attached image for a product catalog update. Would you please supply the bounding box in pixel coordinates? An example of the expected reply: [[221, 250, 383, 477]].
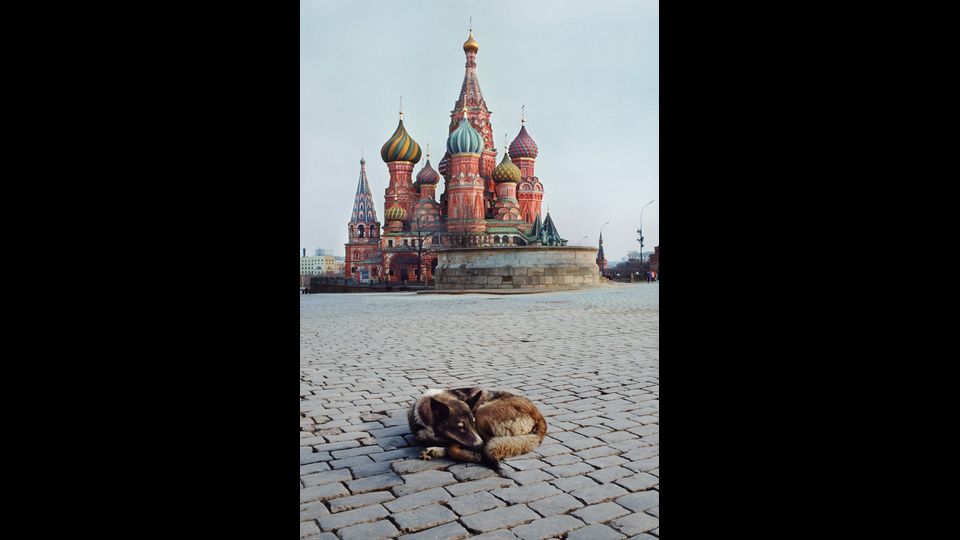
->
[[504, 132, 508, 153], [521, 105, 526, 126], [426, 143, 430, 161], [463, 18, 479, 53], [399, 96, 403, 121]]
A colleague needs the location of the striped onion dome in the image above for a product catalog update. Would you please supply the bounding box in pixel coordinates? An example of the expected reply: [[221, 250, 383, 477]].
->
[[509, 125, 539, 160], [446, 116, 483, 155], [492, 150, 521, 184], [385, 200, 406, 221], [437, 151, 452, 177], [416, 158, 440, 185], [381, 119, 422, 164]]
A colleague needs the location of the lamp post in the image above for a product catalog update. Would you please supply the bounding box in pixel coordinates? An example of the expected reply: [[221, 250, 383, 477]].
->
[[599, 221, 610, 276], [577, 235, 589, 246], [637, 200, 654, 279]]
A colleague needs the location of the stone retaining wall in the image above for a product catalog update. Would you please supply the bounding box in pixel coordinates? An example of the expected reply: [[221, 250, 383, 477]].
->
[[435, 246, 600, 290]]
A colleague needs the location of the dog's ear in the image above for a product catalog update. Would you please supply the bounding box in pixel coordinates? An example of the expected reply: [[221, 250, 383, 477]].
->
[[464, 389, 484, 411], [429, 397, 449, 422]]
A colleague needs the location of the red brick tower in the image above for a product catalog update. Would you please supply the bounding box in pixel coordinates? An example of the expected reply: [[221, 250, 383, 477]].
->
[[380, 99, 422, 230], [344, 156, 383, 281], [449, 26, 497, 218], [511, 107, 543, 223], [445, 104, 486, 239]]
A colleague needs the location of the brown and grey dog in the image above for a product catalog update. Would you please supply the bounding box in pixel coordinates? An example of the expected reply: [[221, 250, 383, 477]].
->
[[408, 386, 547, 472]]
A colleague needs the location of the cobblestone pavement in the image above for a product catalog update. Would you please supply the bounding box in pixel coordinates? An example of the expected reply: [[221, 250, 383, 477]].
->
[[301, 283, 659, 539]]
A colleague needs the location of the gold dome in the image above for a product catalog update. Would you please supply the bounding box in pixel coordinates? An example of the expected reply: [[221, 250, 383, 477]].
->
[[463, 30, 479, 53]]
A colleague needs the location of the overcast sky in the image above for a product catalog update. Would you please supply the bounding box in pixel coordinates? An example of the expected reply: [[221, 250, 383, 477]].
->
[[301, 0, 658, 261]]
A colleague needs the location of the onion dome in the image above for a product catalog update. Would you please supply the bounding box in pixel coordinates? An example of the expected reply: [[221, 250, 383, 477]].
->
[[417, 158, 440, 185], [509, 125, 538, 160], [385, 200, 406, 221], [437, 151, 451, 177], [381, 117, 422, 164], [492, 148, 521, 184], [463, 30, 479, 53], [447, 115, 483, 155]]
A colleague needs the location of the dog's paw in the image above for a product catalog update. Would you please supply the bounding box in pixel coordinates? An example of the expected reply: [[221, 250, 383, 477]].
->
[[420, 447, 445, 460]]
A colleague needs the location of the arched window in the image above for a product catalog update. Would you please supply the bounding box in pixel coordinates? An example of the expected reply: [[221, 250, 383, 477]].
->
[[493, 235, 500, 244], [358, 225, 365, 238], [388, 240, 393, 247]]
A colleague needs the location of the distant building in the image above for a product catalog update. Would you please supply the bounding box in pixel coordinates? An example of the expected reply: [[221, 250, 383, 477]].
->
[[648, 245, 659, 274], [596, 232, 607, 276], [300, 255, 342, 276]]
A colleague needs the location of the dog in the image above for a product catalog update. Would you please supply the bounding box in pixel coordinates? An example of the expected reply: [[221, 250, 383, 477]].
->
[[408, 386, 547, 472]]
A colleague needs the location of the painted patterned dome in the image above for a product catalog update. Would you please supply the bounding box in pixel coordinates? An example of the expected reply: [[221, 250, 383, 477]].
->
[[381, 119, 422, 164], [447, 116, 483, 155], [492, 151, 521, 184], [416, 159, 440, 185], [437, 151, 451, 177], [385, 200, 406, 221], [509, 125, 539, 160], [463, 30, 479, 53]]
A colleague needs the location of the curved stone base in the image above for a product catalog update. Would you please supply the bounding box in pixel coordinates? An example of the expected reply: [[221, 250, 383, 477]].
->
[[435, 246, 600, 290]]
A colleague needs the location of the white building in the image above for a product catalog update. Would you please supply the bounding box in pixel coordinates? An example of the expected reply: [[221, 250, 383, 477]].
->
[[300, 255, 342, 276]]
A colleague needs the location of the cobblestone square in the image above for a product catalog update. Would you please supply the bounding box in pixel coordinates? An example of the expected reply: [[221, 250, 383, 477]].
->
[[301, 284, 659, 538]]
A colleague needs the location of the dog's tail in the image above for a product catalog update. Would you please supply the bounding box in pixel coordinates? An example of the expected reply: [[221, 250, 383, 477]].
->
[[481, 414, 548, 471]]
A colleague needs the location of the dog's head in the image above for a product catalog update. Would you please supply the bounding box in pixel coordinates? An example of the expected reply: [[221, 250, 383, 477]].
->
[[430, 396, 484, 449]]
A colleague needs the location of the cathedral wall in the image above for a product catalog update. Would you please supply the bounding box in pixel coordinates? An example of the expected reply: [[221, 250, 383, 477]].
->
[[434, 246, 600, 290]]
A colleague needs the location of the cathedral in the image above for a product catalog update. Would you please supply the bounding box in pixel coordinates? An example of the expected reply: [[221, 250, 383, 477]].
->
[[345, 28, 566, 283]]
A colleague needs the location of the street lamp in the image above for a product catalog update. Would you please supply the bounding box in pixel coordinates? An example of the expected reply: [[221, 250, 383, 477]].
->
[[599, 221, 610, 276], [577, 235, 589, 246], [637, 200, 655, 278]]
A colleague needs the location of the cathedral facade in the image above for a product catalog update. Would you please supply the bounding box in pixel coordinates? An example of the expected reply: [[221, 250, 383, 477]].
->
[[345, 29, 565, 283]]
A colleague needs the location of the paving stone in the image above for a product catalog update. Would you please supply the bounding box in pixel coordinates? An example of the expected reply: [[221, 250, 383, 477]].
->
[[564, 437, 604, 451], [372, 447, 424, 462], [384, 487, 451, 513], [332, 445, 384, 459], [445, 490, 505, 516], [300, 482, 349, 504], [586, 454, 628, 468], [597, 431, 638, 444], [328, 491, 395, 513], [510, 514, 586, 540], [550, 475, 598, 492], [396, 521, 469, 540], [460, 504, 540, 534], [533, 444, 572, 457], [543, 454, 581, 466], [469, 531, 520, 540], [392, 470, 457, 497], [337, 519, 399, 540], [300, 462, 332, 475], [490, 482, 561, 504], [300, 500, 330, 520], [330, 455, 374, 470], [351, 460, 396, 478], [587, 465, 634, 483], [527, 493, 584, 517], [609, 513, 659, 536], [445, 476, 516, 496], [646, 506, 659, 517], [502, 468, 555, 486], [576, 445, 620, 460], [571, 502, 630, 524], [621, 447, 659, 461], [616, 490, 659, 512], [503, 458, 548, 471], [571, 483, 629, 504], [543, 461, 595, 478], [392, 457, 456, 474], [623, 457, 659, 473], [317, 503, 389, 531], [347, 472, 403, 494], [448, 463, 498, 481], [301, 521, 320, 538], [311, 440, 363, 453], [302, 533, 338, 540], [615, 472, 658, 491], [302, 468, 352, 487], [566, 523, 627, 540], [300, 452, 332, 465], [391, 503, 458, 533]]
